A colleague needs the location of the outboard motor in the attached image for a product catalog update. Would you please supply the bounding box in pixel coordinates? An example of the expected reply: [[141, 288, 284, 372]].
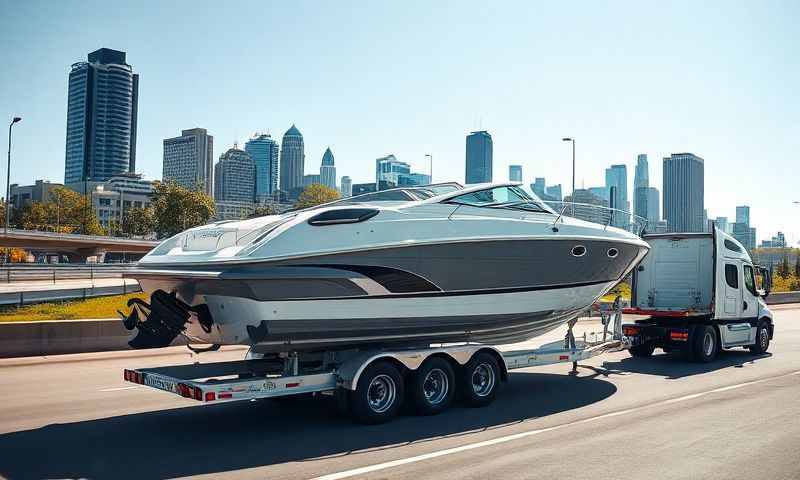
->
[[120, 290, 213, 349]]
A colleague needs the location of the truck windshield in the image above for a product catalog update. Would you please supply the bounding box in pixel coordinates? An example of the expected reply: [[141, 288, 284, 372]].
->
[[743, 265, 757, 296]]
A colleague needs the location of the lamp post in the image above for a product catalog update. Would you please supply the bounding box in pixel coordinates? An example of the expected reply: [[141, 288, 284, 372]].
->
[[425, 154, 433, 184], [562, 137, 575, 214], [6, 117, 22, 236]]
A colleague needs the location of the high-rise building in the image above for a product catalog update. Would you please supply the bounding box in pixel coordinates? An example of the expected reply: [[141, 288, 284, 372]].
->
[[465, 131, 493, 184], [715, 216, 729, 233], [646, 187, 660, 225], [732, 222, 756, 251], [398, 173, 431, 186], [376, 155, 411, 189], [546, 184, 563, 201], [303, 174, 321, 186], [245, 133, 279, 201], [633, 154, 649, 220], [279, 125, 305, 196], [214, 146, 255, 203], [64, 48, 139, 184], [509, 165, 523, 182], [320, 147, 337, 190], [340, 176, 353, 198], [663, 153, 704, 232], [563, 189, 610, 225], [531, 178, 546, 198], [736, 206, 750, 226], [352, 182, 377, 196], [605, 164, 629, 228], [163, 128, 214, 195]]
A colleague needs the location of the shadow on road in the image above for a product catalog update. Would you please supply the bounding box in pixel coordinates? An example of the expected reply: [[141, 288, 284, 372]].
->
[[602, 349, 772, 380], [0, 371, 615, 480]]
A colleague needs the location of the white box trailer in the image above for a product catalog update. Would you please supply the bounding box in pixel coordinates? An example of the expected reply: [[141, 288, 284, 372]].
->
[[623, 228, 774, 362], [123, 307, 628, 424]]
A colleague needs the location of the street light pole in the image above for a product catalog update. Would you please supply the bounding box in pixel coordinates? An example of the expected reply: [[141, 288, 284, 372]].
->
[[425, 154, 433, 184], [562, 137, 575, 213], [6, 117, 22, 236]]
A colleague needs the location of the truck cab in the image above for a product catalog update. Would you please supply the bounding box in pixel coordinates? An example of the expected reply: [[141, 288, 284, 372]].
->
[[623, 228, 773, 362]]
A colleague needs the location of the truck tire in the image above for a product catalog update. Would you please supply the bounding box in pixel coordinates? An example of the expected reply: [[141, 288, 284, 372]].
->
[[692, 325, 718, 363], [460, 352, 500, 407], [629, 343, 655, 358], [749, 321, 770, 355], [409, 357, 456, 415], [349, 360, 405, 424]]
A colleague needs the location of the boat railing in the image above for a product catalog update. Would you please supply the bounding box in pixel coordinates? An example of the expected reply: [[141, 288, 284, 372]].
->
[[544, 201, 648, 237]]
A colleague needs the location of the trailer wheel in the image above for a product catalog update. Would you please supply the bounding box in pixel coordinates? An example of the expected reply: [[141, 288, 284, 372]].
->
[[409, 357, 455, 415], [749, 321, 770, 355], [349, 361, 405, 424], [629, 343, 655, 358], [460, 352, 500, 407], [692, 325, 718, 363]]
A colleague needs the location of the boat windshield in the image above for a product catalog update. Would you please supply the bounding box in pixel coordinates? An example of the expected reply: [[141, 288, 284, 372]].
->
[[445, 186, 553, 213]]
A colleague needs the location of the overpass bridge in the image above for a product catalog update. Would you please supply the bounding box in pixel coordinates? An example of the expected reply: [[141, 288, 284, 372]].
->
[[0, 229, 158, 262]]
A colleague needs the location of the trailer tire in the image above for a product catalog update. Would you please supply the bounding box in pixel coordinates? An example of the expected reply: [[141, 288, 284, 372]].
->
[[409, 357, 455, 415], [629, 343, 655, 358], [692, 325, 718, 363], [460, 352, 500, 407], [349, 361, 405, 424], [749, 320, 770, 355]]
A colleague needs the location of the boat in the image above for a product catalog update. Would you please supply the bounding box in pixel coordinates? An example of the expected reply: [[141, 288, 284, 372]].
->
[[120, 182, 650, 352]]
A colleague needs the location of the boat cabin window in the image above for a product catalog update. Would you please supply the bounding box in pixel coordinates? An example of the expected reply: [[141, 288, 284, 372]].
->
[[743, 265, 757, 296], [725, 264, 739, 289], [445, 186, 551, 213], [307, 208, 379, 226]]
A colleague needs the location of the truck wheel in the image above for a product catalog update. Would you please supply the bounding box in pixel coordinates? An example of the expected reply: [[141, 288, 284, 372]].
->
[[409, 357, 455, 415], [749, 321, 770, 355], [692, 325, 718, 363], [629, 343, 655, 358], [349, 361, 405, 424], [460, 352, 500, 407]]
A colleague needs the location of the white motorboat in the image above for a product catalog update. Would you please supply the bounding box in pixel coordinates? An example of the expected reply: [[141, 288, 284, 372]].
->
[[121, 182, 649, 352]]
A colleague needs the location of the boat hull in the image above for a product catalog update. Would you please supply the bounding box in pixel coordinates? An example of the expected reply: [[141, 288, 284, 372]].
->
[[164, 281, 616, 352]]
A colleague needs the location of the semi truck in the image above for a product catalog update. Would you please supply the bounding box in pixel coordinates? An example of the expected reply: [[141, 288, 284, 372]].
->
[[623, 228, 773, 362]]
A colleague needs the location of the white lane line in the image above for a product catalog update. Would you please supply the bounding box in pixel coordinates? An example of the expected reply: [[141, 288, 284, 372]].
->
[[99, 386, 139, 392], [311, 370, 800, 480]]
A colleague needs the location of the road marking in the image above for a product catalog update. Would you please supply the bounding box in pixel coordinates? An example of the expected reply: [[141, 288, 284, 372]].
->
[[311, 370, 800, 480], [99, 386, 139, 392]]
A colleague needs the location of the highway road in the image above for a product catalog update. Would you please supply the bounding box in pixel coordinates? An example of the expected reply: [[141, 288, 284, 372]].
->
[[0, 305, 798, 480]]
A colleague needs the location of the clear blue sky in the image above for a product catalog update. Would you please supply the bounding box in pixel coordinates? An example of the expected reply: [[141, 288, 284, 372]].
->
[[1, 0, 798, 243]]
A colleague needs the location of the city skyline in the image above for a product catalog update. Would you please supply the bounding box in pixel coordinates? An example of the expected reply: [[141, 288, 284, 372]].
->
[[1, 2, 798, 242]]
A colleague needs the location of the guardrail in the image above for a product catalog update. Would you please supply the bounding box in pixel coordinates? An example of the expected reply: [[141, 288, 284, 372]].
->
[[545, 201, 648, 236], [0, 283, 142, 306], [0, 264, 136, 283]]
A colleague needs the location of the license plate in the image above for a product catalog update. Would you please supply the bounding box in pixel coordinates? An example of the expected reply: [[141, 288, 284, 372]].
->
[[144, 374, 177, 393]]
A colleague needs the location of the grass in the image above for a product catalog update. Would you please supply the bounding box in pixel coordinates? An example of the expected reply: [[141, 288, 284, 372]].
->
[[0, 292, 147, 322]]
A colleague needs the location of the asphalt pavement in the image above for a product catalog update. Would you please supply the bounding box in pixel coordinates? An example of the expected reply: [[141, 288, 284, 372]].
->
[[0, 306, 798, 480]]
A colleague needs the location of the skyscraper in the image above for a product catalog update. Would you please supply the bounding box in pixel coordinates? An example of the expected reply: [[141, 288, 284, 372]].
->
[[663, 153, 705, 232], [245, 133, 279, 201], [715, 216, 729, 233], [531, 177, 546, 198], [320, 147, 337, 190], [465, 131, 493, 184], [340, 176, 352, 198], [214, 146, 255, 203], [65, 48, 139, 184], [546, 184, 563, 201], [605, 164, 629, 227], [633, 154, 649, 221], [375, 155, 410, 189], [736, 206, 750, 226], [163, 128, 214, 195], [279, 124, 305, 196], [509, 165, 523, 182], [646, 187, 660, 225]]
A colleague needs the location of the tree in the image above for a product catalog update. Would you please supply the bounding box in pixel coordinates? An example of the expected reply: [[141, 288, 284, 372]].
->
[[123, 206, 156, 237], [795, 255, 800, 278], [777, 254, 791, 279], [151, 181, 215, 238], [249, 204, 281, 218], [294, 184, 340, 210]]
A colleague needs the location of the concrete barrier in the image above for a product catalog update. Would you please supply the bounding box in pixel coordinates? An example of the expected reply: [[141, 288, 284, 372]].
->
[[0, 319, 186, 358], [766, 291, 800, 305], [0, 283, 142, 306]]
